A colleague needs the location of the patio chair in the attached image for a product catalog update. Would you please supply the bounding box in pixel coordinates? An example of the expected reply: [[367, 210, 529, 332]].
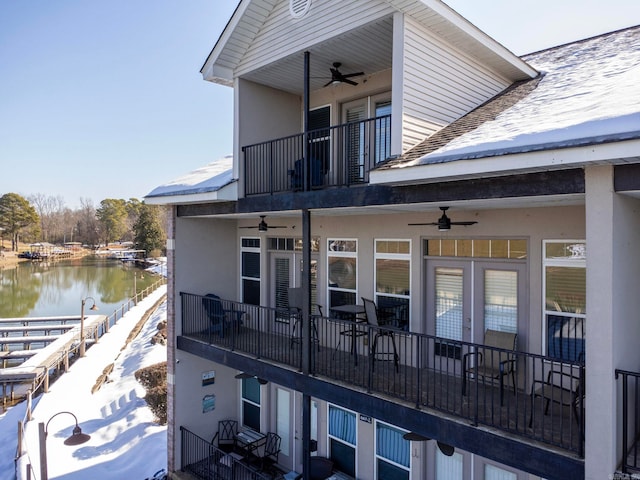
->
[[462, 329, 517, 405], [202, 294, 244, 337], [259, 432, 281, 473], [529, 367, 584, 427], [289, 287, 320, 350], [362, 297, 399, 372], [211, 419, 238, 453]]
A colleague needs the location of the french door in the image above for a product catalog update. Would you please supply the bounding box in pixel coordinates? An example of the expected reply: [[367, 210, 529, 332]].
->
[[270, 251, 318, 314], [426, 259, 526, 364]]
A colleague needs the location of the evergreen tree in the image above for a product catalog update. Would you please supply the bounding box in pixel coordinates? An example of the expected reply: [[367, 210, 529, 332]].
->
[[0, 193, 39, 251], [133, 204, 166, 257]]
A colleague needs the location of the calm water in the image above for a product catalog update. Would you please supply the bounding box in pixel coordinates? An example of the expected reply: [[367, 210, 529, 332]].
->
[[0, 256, 160, 318]]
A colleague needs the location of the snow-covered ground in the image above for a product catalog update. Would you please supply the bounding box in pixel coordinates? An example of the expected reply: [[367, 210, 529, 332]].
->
[[0, 287, 168, 480]]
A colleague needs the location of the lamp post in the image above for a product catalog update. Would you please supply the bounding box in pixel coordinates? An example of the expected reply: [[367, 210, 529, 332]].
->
[[80, 297, 98, 357], [38, 411, 91, 480]]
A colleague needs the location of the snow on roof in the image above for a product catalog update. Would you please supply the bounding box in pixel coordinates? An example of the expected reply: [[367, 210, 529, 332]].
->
[[409, 26, 640, 167], [145, 155, 234, 199]]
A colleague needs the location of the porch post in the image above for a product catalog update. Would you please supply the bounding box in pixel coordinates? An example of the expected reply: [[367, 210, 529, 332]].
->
[[301, 209, 312, 480], [303, 51, 310, 192]]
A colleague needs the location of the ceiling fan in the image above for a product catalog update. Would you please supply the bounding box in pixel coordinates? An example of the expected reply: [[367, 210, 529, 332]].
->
[[408, 207, 478, 231], [324, 62, 364, 87], [239, 215, 287, 232]]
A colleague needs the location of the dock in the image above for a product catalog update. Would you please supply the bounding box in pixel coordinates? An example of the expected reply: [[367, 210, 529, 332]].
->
[[0, 314, 106, 403]]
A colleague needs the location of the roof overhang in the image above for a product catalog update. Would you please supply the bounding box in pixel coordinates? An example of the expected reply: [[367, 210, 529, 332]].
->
[[144, 181, 238, 206], [371, 137, 640, 186]]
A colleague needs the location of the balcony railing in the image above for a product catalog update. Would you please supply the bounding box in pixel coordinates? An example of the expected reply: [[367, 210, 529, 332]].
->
[[242, 114, 391, 196], [180, 426, 270, 480], [181, 292, 585, 456], [615, 369, 640, 474]]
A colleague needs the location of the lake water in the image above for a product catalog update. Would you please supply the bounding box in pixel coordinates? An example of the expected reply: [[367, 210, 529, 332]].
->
[[0, 256, 160, 319]]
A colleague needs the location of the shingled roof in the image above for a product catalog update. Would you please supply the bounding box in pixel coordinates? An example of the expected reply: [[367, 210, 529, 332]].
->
[[378, 25, 640, 172]]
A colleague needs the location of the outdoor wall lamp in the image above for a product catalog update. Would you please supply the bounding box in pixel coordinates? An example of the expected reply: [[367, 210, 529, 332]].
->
[[402, 432, 455, 456], [38, 411, 91, 480], [80, 296, 99, 357]]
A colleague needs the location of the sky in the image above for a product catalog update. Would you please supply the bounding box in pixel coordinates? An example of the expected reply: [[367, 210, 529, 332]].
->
[[0, 286, 168, 480], [1, 1, 638, 209]]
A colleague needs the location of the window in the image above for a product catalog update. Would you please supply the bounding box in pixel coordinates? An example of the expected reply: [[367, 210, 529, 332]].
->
[[435, 449, 463, 480], [241, 238, 260, 305], [241, 377, 261, 431], [328, 405, 356, 477], [375, 240, 410, 328], [543, 241, 586, 362], [484, 464, 517, 480], [374, 100, 392, 164], [328, 240, 357, 308], [375, 422, 410, 480], [425, 238, 527, 259]]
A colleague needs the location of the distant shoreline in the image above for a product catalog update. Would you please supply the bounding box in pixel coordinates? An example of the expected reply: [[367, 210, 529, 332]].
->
[[0, 251, 28, 270]]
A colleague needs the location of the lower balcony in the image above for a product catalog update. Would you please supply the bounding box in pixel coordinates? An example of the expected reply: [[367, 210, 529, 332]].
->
[[180, 292, 585, 459]]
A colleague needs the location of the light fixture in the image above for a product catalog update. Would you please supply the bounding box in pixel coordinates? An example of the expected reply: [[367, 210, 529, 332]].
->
[[235, 372, 268, 384], [80, 296, 99, 357], [39, 411, 91, 480], [402, 432, 430, 441], [401, 432, 455, 456]]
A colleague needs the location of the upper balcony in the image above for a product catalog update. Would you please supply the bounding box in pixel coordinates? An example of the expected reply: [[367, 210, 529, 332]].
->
[[242, 114, 391, 196], [179, 292, 586, 462]]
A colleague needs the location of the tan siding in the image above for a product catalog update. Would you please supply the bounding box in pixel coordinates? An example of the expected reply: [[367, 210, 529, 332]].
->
[[401, 17, 511, 152], [237, 0, 395, 75]]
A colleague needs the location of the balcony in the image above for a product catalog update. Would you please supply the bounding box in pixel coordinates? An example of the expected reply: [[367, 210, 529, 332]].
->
[[180, 293, 585, 457], [242, 115, 391, 196]]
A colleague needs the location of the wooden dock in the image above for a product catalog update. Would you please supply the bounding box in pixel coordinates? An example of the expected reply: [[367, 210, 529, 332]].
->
[[0, 314, 106, 404]]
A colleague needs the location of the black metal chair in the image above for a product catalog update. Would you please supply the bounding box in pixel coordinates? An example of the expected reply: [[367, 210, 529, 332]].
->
[[259, 432, 281, 473], [289, 287, 320, 350], [462, 329, 517, 406], [362, 297, 399, 372], [211, 419, 238, 453]]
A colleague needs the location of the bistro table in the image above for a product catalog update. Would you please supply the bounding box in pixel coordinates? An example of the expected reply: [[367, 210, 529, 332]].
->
[[330, 304, 368, 365], [235, 429, 267, 461]]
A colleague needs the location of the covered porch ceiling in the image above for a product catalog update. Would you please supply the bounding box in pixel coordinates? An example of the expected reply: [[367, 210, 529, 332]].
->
[[240, 16, 394, 95]]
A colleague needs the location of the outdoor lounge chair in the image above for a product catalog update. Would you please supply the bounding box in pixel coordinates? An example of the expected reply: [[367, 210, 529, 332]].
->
[[362, 297, 399, 372], [462, 329, 517, 405], [202, 293, 244, 337]]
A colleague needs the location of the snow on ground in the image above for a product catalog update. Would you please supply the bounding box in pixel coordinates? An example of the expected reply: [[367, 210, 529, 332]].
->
[[0, 287, 168, 480]]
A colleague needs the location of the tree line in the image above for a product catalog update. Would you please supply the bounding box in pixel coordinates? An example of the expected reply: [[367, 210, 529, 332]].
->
[[0, 193, 168, 258]]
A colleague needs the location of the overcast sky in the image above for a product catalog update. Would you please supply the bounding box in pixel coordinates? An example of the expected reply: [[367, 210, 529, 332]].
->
[[0, 0, 637, 208]]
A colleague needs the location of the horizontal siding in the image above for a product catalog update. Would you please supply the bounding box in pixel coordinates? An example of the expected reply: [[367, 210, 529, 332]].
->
[[237, 0, 395, 76], [401, 16, 511, 151]]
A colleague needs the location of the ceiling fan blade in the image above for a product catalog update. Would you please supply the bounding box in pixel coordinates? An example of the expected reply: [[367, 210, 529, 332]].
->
[[342, 78, 358, 86], [341, 71, 364, 78], [408, 222, 439, 226], [450, 221, 478, 226]]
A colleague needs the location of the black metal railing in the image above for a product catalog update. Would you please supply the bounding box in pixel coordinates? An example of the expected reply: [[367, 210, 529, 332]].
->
[[180, 426, 270, 480], [242, 114, 391, 195], [180, 293, 585, 455], [616, 369, 640, 474]]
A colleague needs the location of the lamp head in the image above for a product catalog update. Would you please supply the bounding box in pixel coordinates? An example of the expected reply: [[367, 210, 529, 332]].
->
[[64, 425, 91, 446]]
